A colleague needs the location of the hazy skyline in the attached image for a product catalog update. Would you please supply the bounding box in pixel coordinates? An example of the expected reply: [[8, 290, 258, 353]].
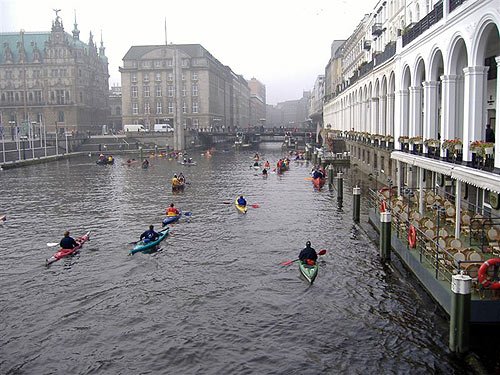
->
[[1, 0, 376, 105]]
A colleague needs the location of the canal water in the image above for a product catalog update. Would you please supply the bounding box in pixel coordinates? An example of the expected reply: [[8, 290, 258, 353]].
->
[[0, 143, 470, 374]]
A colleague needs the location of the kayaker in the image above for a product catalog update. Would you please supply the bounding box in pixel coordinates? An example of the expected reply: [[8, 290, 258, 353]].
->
[[253, 161, 259, 167], [264, 161, 270, 168], [166, 203, 180, 216], [262, 168, 268, 176], [60, 231, 78, 249], [142, 159, 149, 168], [140, 225, 159, 243], [299, 241, 317, 264], [171, 174, 180, 186], [237, 195, 247, 207]]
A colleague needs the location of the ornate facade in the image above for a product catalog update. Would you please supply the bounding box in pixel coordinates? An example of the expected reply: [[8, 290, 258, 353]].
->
[[0, 12, 109, 137]]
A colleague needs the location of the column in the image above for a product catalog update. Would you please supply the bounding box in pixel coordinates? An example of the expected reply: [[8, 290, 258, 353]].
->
[[394, 89, 409, 149], [423, 81, 439, 153], [440, 75, 457, 157], [386, 93, 395, 136], [462, 66, 488, 161], [397, 160, 402, 194], [419, 167, 425, 215], [371, 98, 379, 134], [409, 86, 423, 137], [366, 99, 372, 134], [455, 182, 462, 239], [495, 57, 500, 170], [379, 94, 387, 136]]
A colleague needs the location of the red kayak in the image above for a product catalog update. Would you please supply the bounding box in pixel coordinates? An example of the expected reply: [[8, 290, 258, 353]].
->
[[46, 231, 91, 266]]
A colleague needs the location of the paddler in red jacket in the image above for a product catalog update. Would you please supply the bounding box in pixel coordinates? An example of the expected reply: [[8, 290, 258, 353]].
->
[[166, 203, 180, 216]]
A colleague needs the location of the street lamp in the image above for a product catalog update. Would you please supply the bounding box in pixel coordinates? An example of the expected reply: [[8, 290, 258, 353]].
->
[[432, 203, 447, 278]]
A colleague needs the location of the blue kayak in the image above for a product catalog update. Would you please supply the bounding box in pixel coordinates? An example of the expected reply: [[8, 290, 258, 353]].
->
[[130, 227, 169, 255], [162, 214, 181, 226]]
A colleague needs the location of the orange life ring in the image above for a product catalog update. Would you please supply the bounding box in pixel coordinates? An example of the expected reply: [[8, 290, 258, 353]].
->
[[408, 225, 417, 248], [478, 258, 500, 290], [379, 200, 387, 213]]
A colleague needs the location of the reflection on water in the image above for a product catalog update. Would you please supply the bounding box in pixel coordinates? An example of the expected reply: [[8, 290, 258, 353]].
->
[[0, 144, 467, 373]]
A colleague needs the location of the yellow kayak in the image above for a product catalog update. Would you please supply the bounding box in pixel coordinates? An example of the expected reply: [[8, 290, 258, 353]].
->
[[235, 198, 247, 214]]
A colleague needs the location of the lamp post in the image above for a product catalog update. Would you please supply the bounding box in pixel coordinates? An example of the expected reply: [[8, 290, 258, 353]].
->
[[432, 203, 446, 277], [404, 187, 414, 248]]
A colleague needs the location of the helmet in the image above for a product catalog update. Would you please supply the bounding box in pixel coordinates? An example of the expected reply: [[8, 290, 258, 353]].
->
[[306, 241, 311, 247]]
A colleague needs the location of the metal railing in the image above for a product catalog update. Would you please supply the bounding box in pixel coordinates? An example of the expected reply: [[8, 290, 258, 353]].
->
[[402, 2, 443, 47]]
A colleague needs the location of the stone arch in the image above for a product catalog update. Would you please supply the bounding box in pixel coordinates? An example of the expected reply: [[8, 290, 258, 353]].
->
[[388, 71, 396, 136], [447, 36, 468, 140], [428, 48, 444, 140], [401, 65, 412, 136]]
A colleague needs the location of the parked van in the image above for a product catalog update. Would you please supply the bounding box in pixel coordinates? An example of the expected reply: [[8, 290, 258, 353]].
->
[[154, 124, 174, 132], [123, 124, 146, 132]]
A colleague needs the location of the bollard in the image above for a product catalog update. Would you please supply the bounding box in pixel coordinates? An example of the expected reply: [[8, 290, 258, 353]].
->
[[337, 172, 344, 200], [449, 272, 471, 354], [352, 187, 361, 222], [380, 211, 391, 262], [312, 150, 317, 164], [328, 164, 334, 189], [139, 147, 143, 162]]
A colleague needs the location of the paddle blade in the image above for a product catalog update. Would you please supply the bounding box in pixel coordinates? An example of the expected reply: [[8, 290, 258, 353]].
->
[[304, 177, 313, 181], [280, 259, 297, 266], [318, 249, 327, 256], [222, 202, 232, 204], [47, 242, 59, 247], [183, 211, 192, 216], [251, 204, 260, 208]]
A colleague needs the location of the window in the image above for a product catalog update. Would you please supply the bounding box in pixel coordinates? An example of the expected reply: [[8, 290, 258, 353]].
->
[[7, 92, 14, 102], [168, 101, 173, 114], [182, 84, 187, 97], [115, 106, 121, 116], [168, 85, 174, 97], [192, 84, 198, 97], [56, 89, 66, 104], [132, 86, 138, 98], [155, 85, 162, 97], [156, 102, 162, 114], [155, 60, 161, 68], [166, 59, 173, 67], [144, 86, 150, 97], [182, 101, 187, 113], [192, 101, 198, 113], [131, 73, 137, 83], [132, 102, 139, 114], [33, 70, 40, 78], [58, 111, 64, 122], [34, 91, 42, 103], [193, 118, 199, 129], [181, 73, 185, 81], [168, 72, 173, 81], [145, 102, 150, 114], [155, 72, 161, 81], [143, 73, 149, 82], [192, 72, 198, 81]]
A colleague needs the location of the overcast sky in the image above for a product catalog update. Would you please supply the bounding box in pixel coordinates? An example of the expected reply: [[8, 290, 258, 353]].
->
[[1, 0, 375, 105]]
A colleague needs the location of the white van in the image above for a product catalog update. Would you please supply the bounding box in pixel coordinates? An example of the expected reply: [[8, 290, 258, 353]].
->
[[123, 124, 146, 132], [154, 124, 174, 132]]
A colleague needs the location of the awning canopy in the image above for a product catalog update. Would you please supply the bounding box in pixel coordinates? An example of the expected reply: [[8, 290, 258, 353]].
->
[[391, 151, 500, 194]]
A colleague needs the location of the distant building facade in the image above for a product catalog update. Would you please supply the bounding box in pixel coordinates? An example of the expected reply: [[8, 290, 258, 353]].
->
[[120, 44, 250, 134], [278, 91, 311, 129], [0, 12, 109, 137], [247, 77, 266, 127], [108, 85, 122, 133]]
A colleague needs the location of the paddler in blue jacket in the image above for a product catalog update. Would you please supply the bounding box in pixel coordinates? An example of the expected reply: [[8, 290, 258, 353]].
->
[[237, 195, 247, 207], [60, 231, 78, 249], [299, 241, 317, 264], [140, 225, 159, 243]]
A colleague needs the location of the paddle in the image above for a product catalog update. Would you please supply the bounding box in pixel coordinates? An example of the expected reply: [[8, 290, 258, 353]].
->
[[47, 242, 59, 247], [304, 177, 313, 181], [280, 249, 327, 266], [222, 202, 259, 208]]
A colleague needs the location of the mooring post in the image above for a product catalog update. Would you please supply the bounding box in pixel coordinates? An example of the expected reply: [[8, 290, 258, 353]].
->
[[312, 150, 317, 164], [328, 164, 334, 189], [380, 211, 391, 262], [353, 186, 360, 222], [449, 272, 471, 354], [139, 146, 143, 162], [337, 172, 343, 200]]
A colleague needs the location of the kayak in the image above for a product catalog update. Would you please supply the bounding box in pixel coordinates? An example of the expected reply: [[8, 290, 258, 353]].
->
[[46, 231, 92, 266], [130, 227, 169, 255], [0, 215, 6, 222], [299, 261, 318, 283], [235, 198, 247, 214], [162, 214, 181, 226]]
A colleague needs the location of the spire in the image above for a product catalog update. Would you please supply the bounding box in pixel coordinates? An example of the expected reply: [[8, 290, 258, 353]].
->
[[72, 10, 80, 40], [99, 30, 106, 56]]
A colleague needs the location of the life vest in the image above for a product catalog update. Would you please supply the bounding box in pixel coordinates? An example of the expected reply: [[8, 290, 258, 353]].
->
[[167, 207, 179, 216], [380, 200, 387, 213]]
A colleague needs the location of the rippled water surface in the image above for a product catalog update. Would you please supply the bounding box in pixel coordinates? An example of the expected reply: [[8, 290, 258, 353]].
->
[[1, 144, 467, 374]]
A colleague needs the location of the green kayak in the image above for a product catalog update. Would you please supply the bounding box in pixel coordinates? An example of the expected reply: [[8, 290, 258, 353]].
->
[[130, 227, 169, 255], [299, 261, 318, 283]]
